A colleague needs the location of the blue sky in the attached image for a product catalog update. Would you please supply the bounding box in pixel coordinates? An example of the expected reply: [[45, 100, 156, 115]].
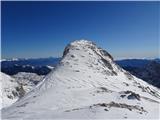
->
[[1, 1, 160, 59]]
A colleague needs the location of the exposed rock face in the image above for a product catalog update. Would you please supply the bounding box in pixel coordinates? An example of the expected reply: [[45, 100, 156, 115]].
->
[[2, 40, 160, 119], [120, 91, 141, 101]]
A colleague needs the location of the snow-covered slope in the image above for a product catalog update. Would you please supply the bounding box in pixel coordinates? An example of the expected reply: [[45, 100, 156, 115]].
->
[[2, 40, 160, 119], [0, 72, 25, 109], [12, 72, 44, 93], [0, 72, 44, 109]]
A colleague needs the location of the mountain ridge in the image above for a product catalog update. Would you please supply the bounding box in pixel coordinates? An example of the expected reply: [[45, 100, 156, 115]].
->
[[2, 40, 160, 119]]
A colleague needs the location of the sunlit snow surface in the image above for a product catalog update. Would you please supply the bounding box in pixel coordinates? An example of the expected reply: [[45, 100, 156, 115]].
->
[[2, 40, 160, 119], [12, 72, 44, 93], [0, 72, 19, 108], [0, 72, 44, 109]]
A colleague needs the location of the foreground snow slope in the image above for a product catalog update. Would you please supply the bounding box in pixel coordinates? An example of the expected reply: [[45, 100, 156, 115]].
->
[[2, 40, 160, 119], [0, 72, 44, 109], [0, 72, 25, 109], [12, 72, 44, 93]]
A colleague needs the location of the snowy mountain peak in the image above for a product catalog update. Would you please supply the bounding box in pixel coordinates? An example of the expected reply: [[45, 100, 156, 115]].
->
[[71, 39, 95, 45], [39, 40, 120, 90], [63, 40, 113, 61], [2, 40, 160, 119]]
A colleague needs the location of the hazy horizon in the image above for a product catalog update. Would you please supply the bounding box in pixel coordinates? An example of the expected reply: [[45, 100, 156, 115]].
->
[[1, 54, 159, 61]]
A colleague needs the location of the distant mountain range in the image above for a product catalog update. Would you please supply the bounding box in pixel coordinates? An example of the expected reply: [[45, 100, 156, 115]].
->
[[1, 57, 160, 88], [1, 57, 60, 67], [116, 59, 153, 67], [116, 59, 160, 88], [1, 57, 60, 75]]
